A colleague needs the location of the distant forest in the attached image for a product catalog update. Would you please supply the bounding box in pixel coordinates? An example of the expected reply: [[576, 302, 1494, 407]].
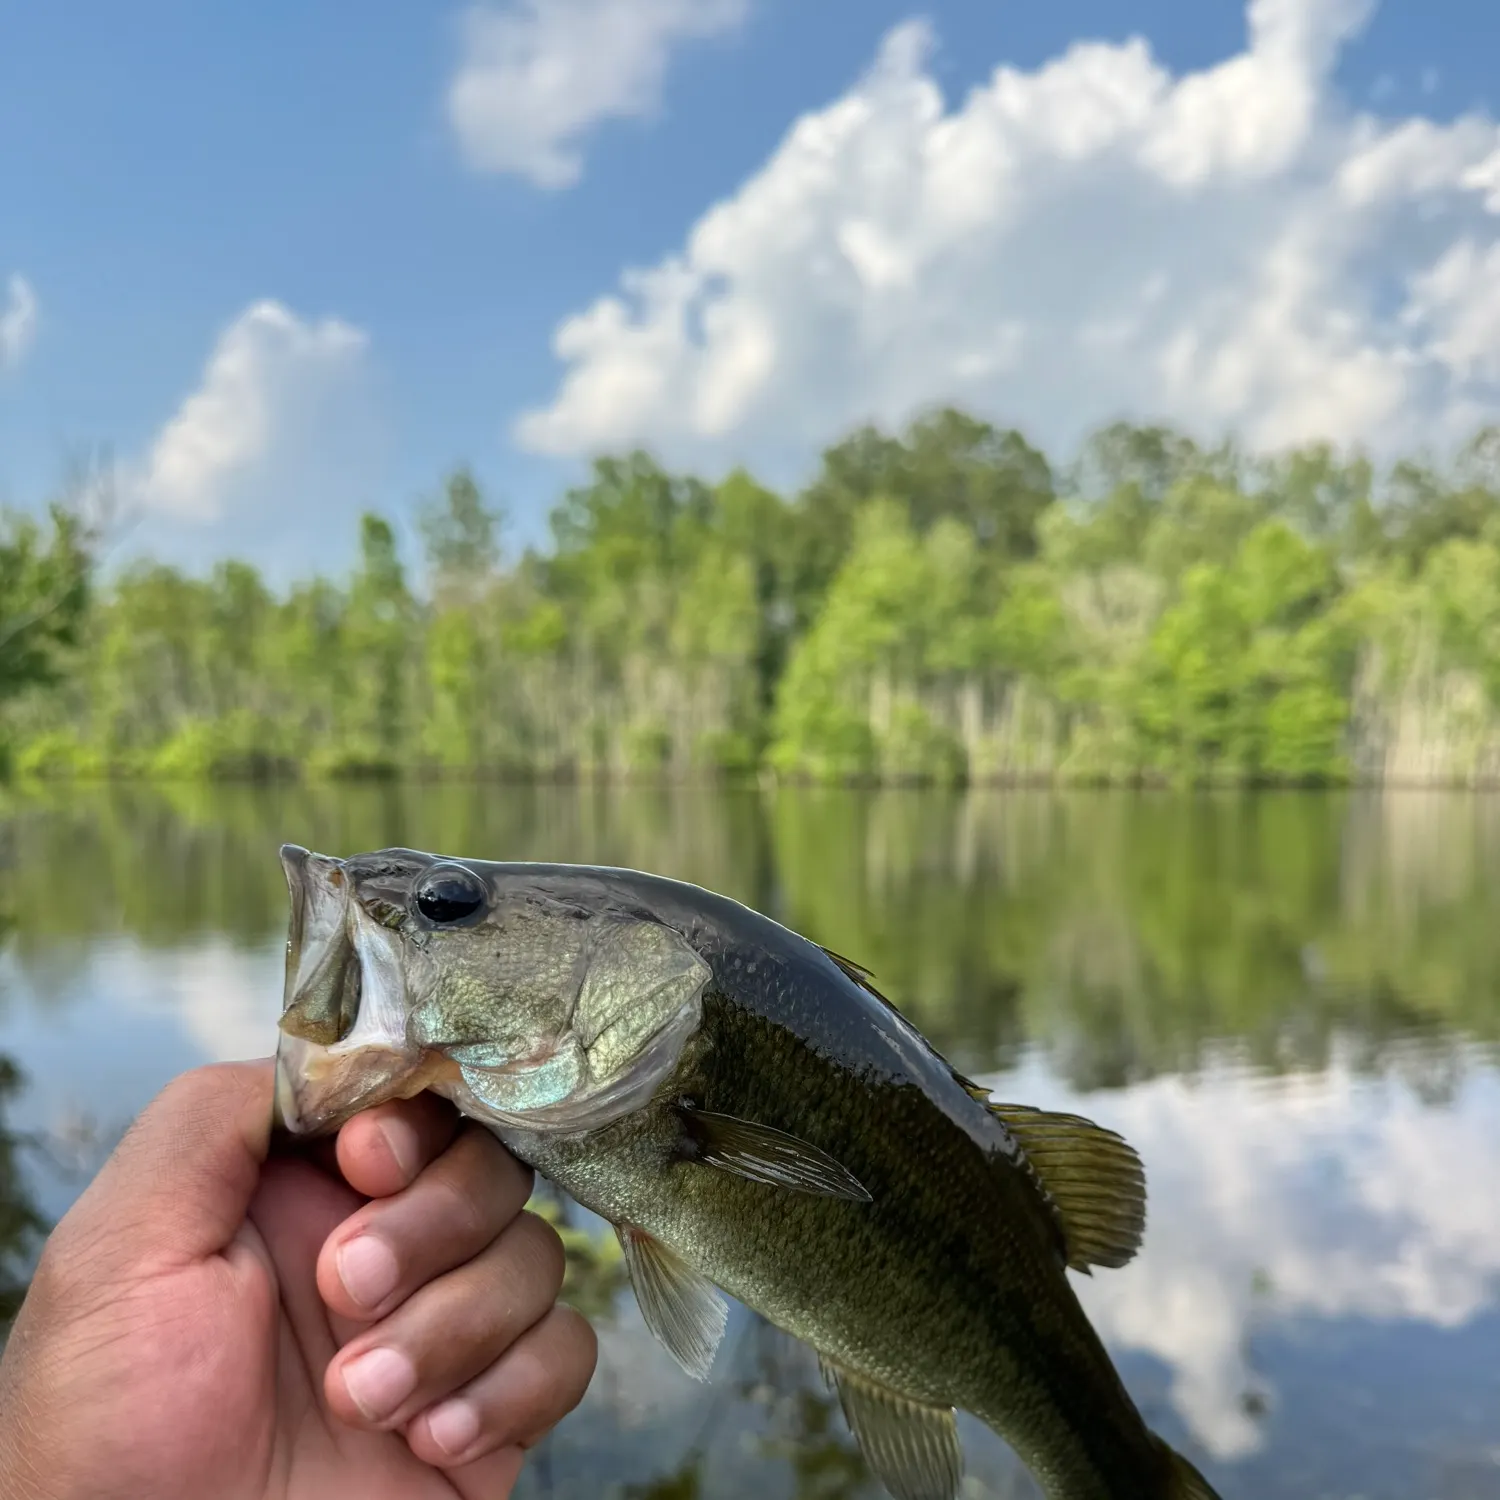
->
[[6, 407, 1500, 787]]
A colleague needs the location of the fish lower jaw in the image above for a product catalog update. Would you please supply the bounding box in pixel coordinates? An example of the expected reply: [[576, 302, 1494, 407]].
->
[[274, 1035, 463, 1136]]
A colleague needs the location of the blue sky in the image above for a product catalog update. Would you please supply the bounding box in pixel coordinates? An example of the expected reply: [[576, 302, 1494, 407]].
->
[[1, 0, 1498, 582]]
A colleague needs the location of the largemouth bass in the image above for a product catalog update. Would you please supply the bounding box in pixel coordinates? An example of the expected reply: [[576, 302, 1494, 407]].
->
[[272, 844, 1220, 1500]]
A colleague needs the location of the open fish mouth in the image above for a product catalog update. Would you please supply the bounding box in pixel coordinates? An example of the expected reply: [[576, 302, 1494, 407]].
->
[[278, 843, 358, 1047], [273, 843, 434, 1137]]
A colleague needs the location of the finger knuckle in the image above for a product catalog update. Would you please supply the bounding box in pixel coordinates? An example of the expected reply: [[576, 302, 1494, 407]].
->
[[150, 1068, 226, 1134], [512, 1211, 567, 1295], [513, 1310, 597, 1444], [554, 1305, 599, 1380], [430, 1166, 490, 1246], [461, 1124, 533, 1204]]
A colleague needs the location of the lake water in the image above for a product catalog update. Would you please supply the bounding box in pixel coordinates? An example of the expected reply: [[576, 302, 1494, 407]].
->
[[3, 783, 1500, 1499]]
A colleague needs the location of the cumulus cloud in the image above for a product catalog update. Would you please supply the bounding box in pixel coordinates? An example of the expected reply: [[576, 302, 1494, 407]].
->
[[0, 273, 38, 372], [974, 1047, 1500, 1461], [449, 0, 748, 188], [134, 300, 369, 524], [517, 0, 1500, 471]]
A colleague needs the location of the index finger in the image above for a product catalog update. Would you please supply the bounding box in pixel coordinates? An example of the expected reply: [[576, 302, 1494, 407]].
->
[[337, 1091, 463, 1200]]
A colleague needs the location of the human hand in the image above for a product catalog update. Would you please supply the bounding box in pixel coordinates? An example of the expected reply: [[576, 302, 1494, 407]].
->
[[0, 1059, 596, 1500]]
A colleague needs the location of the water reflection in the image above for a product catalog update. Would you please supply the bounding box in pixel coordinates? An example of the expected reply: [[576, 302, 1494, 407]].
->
[[989, 1050, 1500, 1470], [3, 784, 1500, 1496], [0, 871, 49, 1331], [0, 1056, 46, 1329]]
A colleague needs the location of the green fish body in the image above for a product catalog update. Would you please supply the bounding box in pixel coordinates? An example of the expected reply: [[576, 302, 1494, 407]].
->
[[274, 848, 1220, 1500]]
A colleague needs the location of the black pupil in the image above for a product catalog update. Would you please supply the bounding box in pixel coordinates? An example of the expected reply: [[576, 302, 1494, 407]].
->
[[416, 871, 485, 924]]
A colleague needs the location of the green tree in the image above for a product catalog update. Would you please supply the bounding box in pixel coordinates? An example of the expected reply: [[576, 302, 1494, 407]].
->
[[772, 503, 984, 783], [1132, 521, 1353, 782], [417, 471, 505, 771], [792, 407, 1053, 620], [0, 505, 92, 710], [419, 467, 503, 599], [332, 514, 413, 775]]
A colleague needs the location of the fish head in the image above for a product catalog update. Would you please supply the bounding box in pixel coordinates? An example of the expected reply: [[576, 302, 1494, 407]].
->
[[274, 844, 712, 1140]]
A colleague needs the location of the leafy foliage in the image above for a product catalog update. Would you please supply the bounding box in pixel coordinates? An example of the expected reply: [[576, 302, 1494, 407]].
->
[[11, 412, 1500, 787], [0, 504, 93, 729]]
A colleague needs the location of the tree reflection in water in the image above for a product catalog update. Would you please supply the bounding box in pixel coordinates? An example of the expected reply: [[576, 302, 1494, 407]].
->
[[0, 1056, 48, 1332]]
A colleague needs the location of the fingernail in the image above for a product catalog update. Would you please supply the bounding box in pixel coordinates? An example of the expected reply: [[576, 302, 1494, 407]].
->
[[337, 1235, 400, 1310], [342, 1346, 417, 1422], [427, 1397, 481, 1458], [378, 1116, 419, 1181]]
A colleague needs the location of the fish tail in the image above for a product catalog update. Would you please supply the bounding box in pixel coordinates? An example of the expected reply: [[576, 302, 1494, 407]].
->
[[1151, 1433, 1223, 1499]]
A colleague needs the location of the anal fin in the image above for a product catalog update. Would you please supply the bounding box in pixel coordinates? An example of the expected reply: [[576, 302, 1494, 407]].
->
[[615, 1224, 728, 1382], [985, 1101, 1147, 1272], [818, 1356, 963, 1500]]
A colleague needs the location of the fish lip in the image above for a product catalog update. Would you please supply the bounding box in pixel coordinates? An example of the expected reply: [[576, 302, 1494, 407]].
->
[[272, 1048, 302, 1136], [280, 845, 310, 994], [280, 846, 309, 987], [273, 1026, 433, 1138]]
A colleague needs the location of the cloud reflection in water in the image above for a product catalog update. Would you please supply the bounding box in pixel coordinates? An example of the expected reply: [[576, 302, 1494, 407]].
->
[[976, 1041, 1500, 1463]]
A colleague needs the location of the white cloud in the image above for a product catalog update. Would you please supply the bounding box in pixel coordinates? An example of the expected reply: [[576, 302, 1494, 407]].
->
[[517, 0, 1500, 472], [449, 0, 748, 188], [0, 274, 38, 372], [1407, 239, 1500, 384], [135, 300, 368, 523]]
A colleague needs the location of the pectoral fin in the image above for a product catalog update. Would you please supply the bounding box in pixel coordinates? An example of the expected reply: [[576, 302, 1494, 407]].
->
[[818, 1357, 963, 1500], [985, 1101, 1147, 1272], [679, 1108, 872, 1202], [615, 1224, 728, 1383]]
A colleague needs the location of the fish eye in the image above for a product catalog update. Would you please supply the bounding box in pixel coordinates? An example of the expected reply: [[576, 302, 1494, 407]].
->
[[413, 864, 488, 926]]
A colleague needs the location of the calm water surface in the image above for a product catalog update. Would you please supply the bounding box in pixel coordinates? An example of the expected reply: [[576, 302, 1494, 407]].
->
[[2, 784, 1500, 1499]]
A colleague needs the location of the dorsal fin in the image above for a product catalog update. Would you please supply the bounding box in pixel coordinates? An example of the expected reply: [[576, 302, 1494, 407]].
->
[[984, 1100, 1147, 1272], [822, 946, 895, 1005]]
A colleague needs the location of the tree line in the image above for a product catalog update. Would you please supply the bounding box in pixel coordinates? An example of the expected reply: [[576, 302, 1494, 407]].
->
[[6, 408, 1500, 786]]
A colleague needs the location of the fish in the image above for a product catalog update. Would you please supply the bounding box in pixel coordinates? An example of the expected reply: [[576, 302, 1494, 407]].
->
[[272, 844, 1221, 1500]]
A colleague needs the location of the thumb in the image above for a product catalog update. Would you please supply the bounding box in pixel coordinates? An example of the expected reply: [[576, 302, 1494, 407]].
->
[[61, 1060, 276, 1276]]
